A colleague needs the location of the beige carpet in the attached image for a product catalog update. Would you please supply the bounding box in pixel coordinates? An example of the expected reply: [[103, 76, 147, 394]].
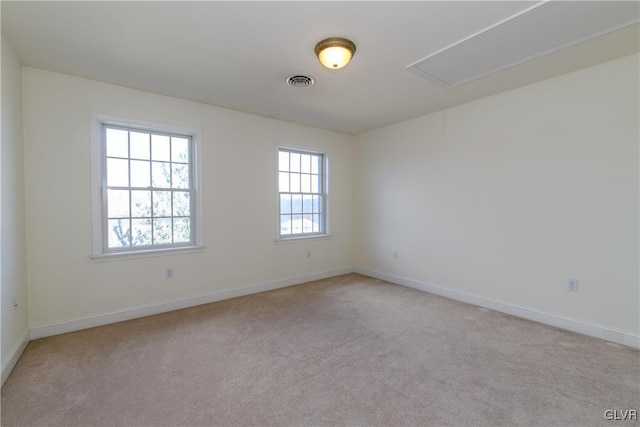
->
[[1, 273, 638, 426]]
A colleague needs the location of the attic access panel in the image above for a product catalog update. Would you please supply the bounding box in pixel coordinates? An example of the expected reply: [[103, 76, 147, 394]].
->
[[407, 1, 640, 88]]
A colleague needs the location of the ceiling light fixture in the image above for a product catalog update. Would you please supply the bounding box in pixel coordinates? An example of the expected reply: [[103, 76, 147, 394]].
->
[[314, 37, 356, 70]]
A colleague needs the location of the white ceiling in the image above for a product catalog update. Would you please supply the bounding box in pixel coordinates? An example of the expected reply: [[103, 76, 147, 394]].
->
[[2, 1, 639, 135]]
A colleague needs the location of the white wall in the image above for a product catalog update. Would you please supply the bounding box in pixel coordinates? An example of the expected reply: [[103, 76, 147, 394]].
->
[[12, 52, 640, 350], [1, 34, 29, 382], [355, 54, 639, 337], [22, 68, 355, 330]]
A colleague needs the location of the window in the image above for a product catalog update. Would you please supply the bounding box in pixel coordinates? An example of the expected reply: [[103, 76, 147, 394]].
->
[[91, 117, 202, 258], [277, 147, 328, 240]]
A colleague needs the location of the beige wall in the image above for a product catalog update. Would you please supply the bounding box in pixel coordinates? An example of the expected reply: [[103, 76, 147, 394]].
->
[[22, 68, 355, 328], [1, 35, 29, 379], [10, 51, 640, 350], [355, 54, 639, 336]]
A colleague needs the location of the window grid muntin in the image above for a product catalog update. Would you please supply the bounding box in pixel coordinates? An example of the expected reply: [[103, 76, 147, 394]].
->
[[103, 124, 194, 252], [278, 148, 326, 238]]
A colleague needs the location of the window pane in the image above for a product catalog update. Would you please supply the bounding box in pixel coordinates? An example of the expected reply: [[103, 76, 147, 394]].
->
[[302, 195, 312, 214], [152, 134, 170, 161], [101, 124, 196, 254], [277, 149, 325, 239], [130, 160, 150, 188], [291, 215, 303, 234], [313, 195, 322, 214], [315, 214, 323, 233], [311, 174, 320, 193], [108, 190, 129, 218], [172, 164, 189, 189], [301, 154, 311, 173], [153, 191, 172, 217], [303, 214, 313, 233], [152, 162, 171, 188], [131, 218, 152, 246], [130, 132, 150, 160], [153, 218, 172, 244], [280, 215, 291, 235], [279, 172, 290, 192], [278, 151, 289, 171], [108, 219, 130, 248], [107, 158, 129, 187], [292, 194, 302, 214], [172, 137, 189, 163], [290, 173, 300, 192], [173, 191, 190, 217], [311, 155, 320, 174], [290, 153, 300, 172], [106, 128, 128, 158], [131, 190, 151, 217], [173, 218, 191, 243], [301, 174, 311, 193], [280, 194, 291, 215]]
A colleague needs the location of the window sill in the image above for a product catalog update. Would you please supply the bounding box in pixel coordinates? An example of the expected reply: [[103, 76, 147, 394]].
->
[[275, 234, 332, 244], [91, 245, 204, 262]]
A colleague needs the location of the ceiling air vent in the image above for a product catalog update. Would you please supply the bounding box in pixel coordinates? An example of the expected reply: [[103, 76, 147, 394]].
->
[[407, 1, 640, 88], [286, 75, 315, 88]]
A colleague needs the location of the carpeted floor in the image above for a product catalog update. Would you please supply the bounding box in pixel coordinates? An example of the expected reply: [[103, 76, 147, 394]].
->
[[1, 273, 638, 426]]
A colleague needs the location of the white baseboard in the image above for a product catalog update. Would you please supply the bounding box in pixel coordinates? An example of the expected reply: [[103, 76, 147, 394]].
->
[[30, 267, 354, 340], [354, 267, 640, 349], [1, 327, 31, 386], [15, 264, 640, 379]]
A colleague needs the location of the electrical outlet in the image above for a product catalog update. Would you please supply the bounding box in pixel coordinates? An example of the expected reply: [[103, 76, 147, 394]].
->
[[567, 278, 578, 292], [165, 268, 174, 279]]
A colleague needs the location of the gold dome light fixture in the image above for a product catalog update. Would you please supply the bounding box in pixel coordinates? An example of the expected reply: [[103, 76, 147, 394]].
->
[[314, 37, 356, 70]]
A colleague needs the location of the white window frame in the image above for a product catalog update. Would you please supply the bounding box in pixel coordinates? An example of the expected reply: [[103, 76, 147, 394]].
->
[[276, 145, 331, 243], [90, 114, 203, 261]]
